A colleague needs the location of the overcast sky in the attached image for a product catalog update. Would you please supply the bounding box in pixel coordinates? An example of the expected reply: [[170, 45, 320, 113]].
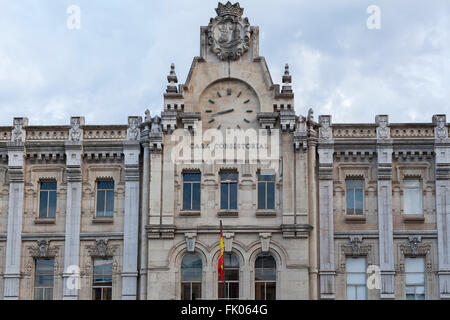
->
[[0, 0, 448, 126]]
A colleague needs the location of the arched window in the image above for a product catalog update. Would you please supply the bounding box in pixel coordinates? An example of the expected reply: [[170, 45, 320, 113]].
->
[[181, 253, 202, 300], [218, 253, 239, 300], [255, 254, 276, 300]]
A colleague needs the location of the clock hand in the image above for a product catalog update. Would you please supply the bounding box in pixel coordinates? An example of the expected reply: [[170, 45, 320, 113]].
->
[[211, 108, 234, 117]]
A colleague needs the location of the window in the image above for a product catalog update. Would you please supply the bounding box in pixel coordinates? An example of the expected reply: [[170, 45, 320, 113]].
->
[[39, 181, 57, 218], [34, 258, 54, 300], [183, 173, 201, 211], [405, 257, 425, 300], [220, 172, 238, 210], [403, 179, 423, 215], [257, 174, 275, 210], [346, 257, 367, 300], [346, 179, 364, 215], [181, 253, 202, 300], [255, 254, 276, 300], [218, 253, 239, 300], [92, 258, 113, 300], [96, 181, 114, 217]]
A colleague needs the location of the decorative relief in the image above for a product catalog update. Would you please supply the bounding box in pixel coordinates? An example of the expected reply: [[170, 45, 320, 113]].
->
[[398, 237, 432, 272], [23, 240, 61, 278], [319, 115, 332, 142], [259, 233, 271, 253], [83, 129, 127, 140], [433, 115, 448, 141], [223, 232, 234, 253], [127, 117, 142, 141], [376, 115, 390, 140], [185, 233, 197, 253], [207, 2, 251, 61], [338, 236, 374, 273], [86, 239, 119, 258], [391, 127, 434, 139], [333, 127, 377, 139], [27, 129, 69, 141], [69, 117, 83, 142], [11, 118, 26, 143]]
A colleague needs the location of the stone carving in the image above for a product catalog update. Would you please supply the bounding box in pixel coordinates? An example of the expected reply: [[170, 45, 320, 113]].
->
[[259, 233, 271, 253], [145, 109, 151, 122], [319, 115, 332, 142], [166, 63, 178, 94], [127, 117, 141, 141], [151, 116, 162, 133], [307, 108, 314, 122], [185, 233, 197, 253], [223, 232, 234, 252], [398, 237, 432, 272], [207, 2, 251, 61], [87, 239, 118, 257], [69, 117, 82, 142], [11, 118, 25, 143], [376, 115, 390, 140], [433, 115, 448, 140], [339, 237, 374, 272], [28, 240, 59, 258]]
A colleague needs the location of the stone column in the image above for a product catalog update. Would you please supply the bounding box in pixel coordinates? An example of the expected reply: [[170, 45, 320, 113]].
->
[[62, 117, 84, 300], [317, 115, 335, 299], [433, 114, 450, 299], [375, 115, 395, 299], [121, 117, 142, 300], [3, 117, 27, 300], [139, 140, 150, 300]]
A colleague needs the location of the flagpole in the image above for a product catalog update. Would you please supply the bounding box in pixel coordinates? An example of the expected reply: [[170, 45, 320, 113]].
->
[[221, 220, 226, 300]]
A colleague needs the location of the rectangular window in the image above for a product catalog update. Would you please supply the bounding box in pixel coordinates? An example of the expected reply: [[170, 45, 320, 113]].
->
[[346, 257, 367, 300], [346, 179, 364, 215], [96, 181, 114, 217], [403, 179, 423, 215], [182, 173, 201, 211], [405, 257, 425, 300], [257, 174, 275, 210], [39, 181, 57, 218], [34, 258, 54, 300], [92, 258, 113, 300], [220, 172, 238, 210]]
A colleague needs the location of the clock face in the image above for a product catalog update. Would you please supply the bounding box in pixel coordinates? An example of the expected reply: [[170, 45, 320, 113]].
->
[[198, 80, 260, 130]]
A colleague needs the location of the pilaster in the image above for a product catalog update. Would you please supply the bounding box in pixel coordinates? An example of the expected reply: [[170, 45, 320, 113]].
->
[[317, 115, 335, 299], [375, 115, 395, 299], [3, 117, 27, 299], [433, 114, 450, 299]]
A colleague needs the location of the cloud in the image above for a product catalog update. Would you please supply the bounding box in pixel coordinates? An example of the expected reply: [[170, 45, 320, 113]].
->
[[0, 0, 448, 126]]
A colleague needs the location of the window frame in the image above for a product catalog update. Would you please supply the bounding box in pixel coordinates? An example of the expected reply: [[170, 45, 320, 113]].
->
[[38, 180, 57, 219], [345, 257, 367, 300], [345, 179, 365, 216], [220, 172, 239, 211], [403, 178, 423, 216], [182, 172, 202, 212], [254, 253, 277, 300], [180, 253, 203, 300], [96, 180, 115, 218], [218, 252, 240, 300], [405, 257, 426, 300], [91, 257, 113, 300], [34, 258, 55, 300], [257, 174, 276, 211]]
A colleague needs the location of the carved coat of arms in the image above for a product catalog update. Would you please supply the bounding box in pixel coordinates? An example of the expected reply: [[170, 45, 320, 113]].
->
[[207, 2, 251, 61]]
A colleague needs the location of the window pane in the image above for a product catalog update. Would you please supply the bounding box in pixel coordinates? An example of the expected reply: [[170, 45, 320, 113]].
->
[[229, 282, 239, 299], [255, 282, 264, 300], [98, 181, 114, 189], [191, 283, 201, 300], [346, 258, 366, 272], [347, 286, 356, 300], [405, 258, 425, 273], [105, 190, 114, 216], [258, 174, 275, 182], [220, 172, 238, 181], [39, 191, 49, 218], [404, 179, 420, 188], [97, 190, 105, 216], [355, 189, 363, 214], [224, 253, 239, 268], [184, 173, 201, 182], [221, 183, 228, 209], [181, 254, 202, 282], [183, 183, 192, 210], [224, 269, 239, 281], [192, 183, 201, 210], [48, 191, 57, 218], [181, 283, 190, 300], [229, 183, 237, 210], [404, 189, 422, 215], [257, 182, 266, 209], [356, 286, 367, 300], [346, 180, 364, 188], [266, 182, 275, 209], [265, 282, 276, 300], [346, 189, 354, 213], [41, 182, 57, 191]]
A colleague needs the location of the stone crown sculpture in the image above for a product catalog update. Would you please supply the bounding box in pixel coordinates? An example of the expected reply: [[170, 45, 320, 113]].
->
[[215, 1, 244, 17]]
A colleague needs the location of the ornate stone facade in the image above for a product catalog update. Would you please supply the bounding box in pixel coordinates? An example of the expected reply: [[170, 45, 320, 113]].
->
[[0, 2, 448, 300]]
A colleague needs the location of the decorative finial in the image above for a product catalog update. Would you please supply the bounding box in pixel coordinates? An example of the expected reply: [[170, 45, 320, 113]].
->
[[166, 63, 178, 94], [281, 63, 292, 94], [215, 2, 244, 17]]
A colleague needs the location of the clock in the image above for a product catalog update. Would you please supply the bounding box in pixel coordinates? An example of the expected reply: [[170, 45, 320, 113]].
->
[[198, 80, 260, 130]]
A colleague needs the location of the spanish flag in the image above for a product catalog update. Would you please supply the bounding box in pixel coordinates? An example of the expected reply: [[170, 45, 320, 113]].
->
[[218, 220, 224, 283]]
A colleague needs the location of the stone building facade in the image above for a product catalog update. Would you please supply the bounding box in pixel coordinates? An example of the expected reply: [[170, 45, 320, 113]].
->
[[0, 2, 448, 300]]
